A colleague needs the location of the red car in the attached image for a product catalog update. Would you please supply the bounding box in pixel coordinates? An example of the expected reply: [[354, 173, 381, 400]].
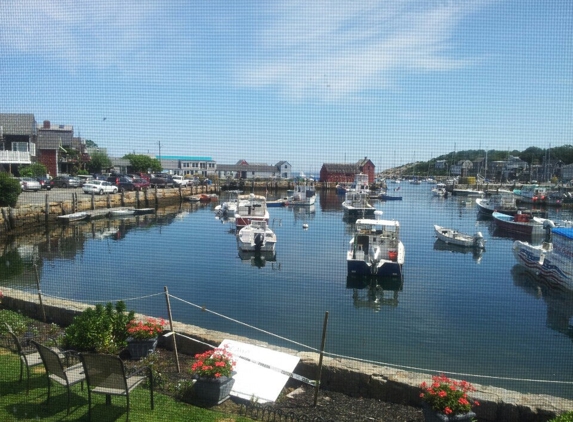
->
[[36, 177, 54, 190]]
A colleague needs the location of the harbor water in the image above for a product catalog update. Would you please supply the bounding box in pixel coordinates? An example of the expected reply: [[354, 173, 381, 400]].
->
[[2, 184, 573, 399]]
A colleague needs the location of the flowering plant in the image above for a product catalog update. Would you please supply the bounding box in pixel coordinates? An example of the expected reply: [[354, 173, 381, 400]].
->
[[190, 346, 235, 379], [420, 374, 479, 417], [126, 317, 165, 340]]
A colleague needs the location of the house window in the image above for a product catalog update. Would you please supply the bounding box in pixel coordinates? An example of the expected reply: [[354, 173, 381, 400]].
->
[[12, 142, 28, 152]]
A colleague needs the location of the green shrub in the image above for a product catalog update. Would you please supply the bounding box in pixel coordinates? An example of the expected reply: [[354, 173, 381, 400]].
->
[[0, 173, 21, 207], [63, 301, 134, 354], [0, 309, 31, 335], [19, 163, 47, 178], [551, 412, 573, 422]]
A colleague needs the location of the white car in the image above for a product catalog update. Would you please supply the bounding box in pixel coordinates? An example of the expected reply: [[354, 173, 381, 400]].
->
[[171, 175, 189, 187], [19, 177, 41, 192], [82, 180, 118, 195]]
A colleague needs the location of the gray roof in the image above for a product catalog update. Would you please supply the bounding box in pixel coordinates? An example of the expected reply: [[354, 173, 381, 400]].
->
[[0, 114, 36, 135], [321, 163, 359, 173], [219, 163, 280, 172]]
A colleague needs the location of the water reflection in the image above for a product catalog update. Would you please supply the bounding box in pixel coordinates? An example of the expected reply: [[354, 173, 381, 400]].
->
[[511, 265, 573, 343], [432, 240, 484, 263], [237, 250, 277, 268], [346, 275, 403, 312]]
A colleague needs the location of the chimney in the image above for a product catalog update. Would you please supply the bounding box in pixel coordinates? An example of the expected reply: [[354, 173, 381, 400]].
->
[[43, 120, 50, 129]]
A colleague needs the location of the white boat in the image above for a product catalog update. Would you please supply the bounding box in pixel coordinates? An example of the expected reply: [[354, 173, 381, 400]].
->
[[475, 191, 518, 215], [347, 217, 404, 277], [513, 224, 573, 291], [234, 193, 270, 230], [109, 208, 136, 218], [215, 190, 242, 219], [434, 225, 485, 249], [57, 211, 89, 223], [342, 191, 376, 219], [431, 183, 446, 197], [236, 220, 277, 253], [452, 187, 484, 197], [285, 183, 316, 206]]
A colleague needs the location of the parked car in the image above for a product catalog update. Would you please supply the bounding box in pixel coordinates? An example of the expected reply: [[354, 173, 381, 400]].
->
[[150, 174, 175, 188], [82, 180, 118, 195], [106, 175, 138, 192], [77, 175, 94, 186], [18, 177, 41, 192], [130, 176, 150, 190], [36, 177, 54, 190], [53, 175, 81, 188], [171, 175, 189, 187]]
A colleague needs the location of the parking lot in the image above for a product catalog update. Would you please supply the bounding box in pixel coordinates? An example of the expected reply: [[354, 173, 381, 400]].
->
[[17, 187, 89, 206]]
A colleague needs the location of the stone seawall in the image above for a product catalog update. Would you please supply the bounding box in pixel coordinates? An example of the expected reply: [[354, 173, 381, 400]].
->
[[1, 287, 571, 422], [0, 185, 216, 236]]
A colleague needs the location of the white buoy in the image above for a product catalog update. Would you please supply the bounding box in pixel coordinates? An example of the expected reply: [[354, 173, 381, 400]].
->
[[302, 223, 309, 229]]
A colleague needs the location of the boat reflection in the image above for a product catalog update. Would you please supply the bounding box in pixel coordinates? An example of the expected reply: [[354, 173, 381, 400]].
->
[[237, 249, 277, 269], [511, 265, 573, 343], [432, 239, 484, 263], [346, 275, 403, 312]]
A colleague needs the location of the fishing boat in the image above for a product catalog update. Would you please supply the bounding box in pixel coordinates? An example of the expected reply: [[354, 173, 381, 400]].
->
[[378, 191, 402, 201], [347, 217, 404, 277], [492, 211, 547, 237], [513, 185, 547, 205], [236, 220, 277, 253], [431, 183, 446, 197], [285, 182, 316, 206], [57, 211, 89, 223], [342, 191, 376, 218], [215, 190, 242, 218], [475, 191, 518, 215], [452, 187, 484, 197], [512, 223, 573, 291], [434, 225, 485, 249], [234, 193, 270, 230]]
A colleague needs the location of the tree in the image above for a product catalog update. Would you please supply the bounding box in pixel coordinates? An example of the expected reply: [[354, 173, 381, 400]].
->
[[0, 172, 21, 207], [87, 150, 112, 174], [85, 139, 98, 148], [19, 163, 47, 177], [123, 154, 162, 173]]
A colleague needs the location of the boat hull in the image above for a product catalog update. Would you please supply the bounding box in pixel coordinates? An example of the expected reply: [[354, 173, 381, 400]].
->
[[513, 241, 573, 291], [492, 212, 545, 236], [347, 260, 403, 277]]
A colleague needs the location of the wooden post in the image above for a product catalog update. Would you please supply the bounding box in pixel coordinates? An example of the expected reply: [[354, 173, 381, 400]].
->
[[121, 190, 125, 207], [178, 184, 182, 201], [154, 186, 158, 206], [164, 286, 181, 373], [107, 193, 111, 208], [313, 311, 329, 406], [91, 191, 95, 210], [136, 189, 140, 208], [45, 194, 49, 223], [144, 188, 149, 207], [34, 264, 47, 323]]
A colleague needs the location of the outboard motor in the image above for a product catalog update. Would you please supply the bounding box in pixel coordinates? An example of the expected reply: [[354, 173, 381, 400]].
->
[[254, 232, 264, 252], [474, 232, 485, 249], [543, 219, 555, 244]]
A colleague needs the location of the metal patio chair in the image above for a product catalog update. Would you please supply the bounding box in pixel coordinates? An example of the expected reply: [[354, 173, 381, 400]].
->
[[4, 322, 63, 395], [80, 353, 154, 421], [30, 340, 85, 415]]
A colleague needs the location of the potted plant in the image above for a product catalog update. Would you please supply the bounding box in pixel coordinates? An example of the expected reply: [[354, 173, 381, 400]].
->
[[419, 374, 480, 422], [125, 317, 165, 359], [190, 346, 236, 405]]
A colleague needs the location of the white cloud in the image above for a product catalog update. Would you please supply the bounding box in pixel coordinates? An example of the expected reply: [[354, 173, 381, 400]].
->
[[238, 0, 487, 100]]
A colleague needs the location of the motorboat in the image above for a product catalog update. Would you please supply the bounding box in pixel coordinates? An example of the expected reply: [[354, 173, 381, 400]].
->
[[109, 208, 136, 218], [347, 217, 404, 277], [434, 225, 485, 249], [236, 220, 277, 253], [342, 191, 376, 218], [431, 183, 446, 197], [285, 183, 316, 206], [513, 185, 547, 205], [513, 223, 573, 291], [452, 187, 484, 197], [234, 193, 270, 230], [492, 211, 548, 237], [475, 191, 518, 215], [57, 211, 89, 223], [215, 190, 242, 219]]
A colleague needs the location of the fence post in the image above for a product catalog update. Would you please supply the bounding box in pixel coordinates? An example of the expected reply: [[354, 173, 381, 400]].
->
[[314, 311, 329, 406], [45, 194, 49, 223], [164, 286, 181, 373], [34, 264, 47, 323]]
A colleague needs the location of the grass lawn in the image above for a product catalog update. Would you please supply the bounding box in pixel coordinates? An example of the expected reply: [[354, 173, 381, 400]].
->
[[0, 349, 252, 421]]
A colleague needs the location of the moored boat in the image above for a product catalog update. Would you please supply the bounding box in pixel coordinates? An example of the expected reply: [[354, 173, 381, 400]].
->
[[285, 182, 316, 206], [236, 220, 277, 253], [434, 225, 485, 249], [234, 193, 270, 230], [57, 211, 89, 223], [342, 191, 376, 218], [109, 208, 136, 217], [347, 217, 404, 277], [513, 185, 547, 205], [492, 211, 547, 236], [475, 191, 518, 215], [513, 223, 573, 291]]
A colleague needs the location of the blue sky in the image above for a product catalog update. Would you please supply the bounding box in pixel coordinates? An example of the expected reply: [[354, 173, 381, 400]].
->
[[1, 0, 571, 173]]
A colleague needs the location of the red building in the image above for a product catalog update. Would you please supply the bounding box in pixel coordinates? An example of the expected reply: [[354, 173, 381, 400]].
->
[[319, 157, 375, 184]]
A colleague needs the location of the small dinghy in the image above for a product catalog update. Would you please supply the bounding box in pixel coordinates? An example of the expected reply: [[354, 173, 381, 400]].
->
[[434, 225, 485, 249]]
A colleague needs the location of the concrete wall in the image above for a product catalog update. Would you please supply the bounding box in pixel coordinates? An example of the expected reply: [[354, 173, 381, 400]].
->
[[0, 287, 572, 422]]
